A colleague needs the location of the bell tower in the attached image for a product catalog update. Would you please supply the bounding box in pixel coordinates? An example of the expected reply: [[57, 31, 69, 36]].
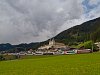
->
[[49, 38, 55, 46]]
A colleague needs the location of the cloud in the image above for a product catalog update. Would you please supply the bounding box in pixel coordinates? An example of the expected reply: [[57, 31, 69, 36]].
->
[[82, 0, 100, 19], [0, 0, 99, 44], [89, 0, 100, 5]]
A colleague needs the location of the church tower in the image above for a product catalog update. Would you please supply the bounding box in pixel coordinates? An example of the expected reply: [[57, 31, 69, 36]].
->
[[49, 38, 55, 46]]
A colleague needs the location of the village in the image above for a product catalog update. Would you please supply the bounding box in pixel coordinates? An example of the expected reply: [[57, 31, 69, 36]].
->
[[1, 39, 99, 56]]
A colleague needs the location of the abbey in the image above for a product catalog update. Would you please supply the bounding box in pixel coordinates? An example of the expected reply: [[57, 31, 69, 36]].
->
[[38, 39, 66, 51]]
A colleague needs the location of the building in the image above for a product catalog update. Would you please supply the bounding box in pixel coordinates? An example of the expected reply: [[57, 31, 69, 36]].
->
[[38, 39, 66, 52], [95, 42, 100, 50]]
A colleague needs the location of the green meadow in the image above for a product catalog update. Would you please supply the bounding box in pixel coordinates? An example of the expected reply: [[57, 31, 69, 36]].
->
[[0, 53, 100, 75]]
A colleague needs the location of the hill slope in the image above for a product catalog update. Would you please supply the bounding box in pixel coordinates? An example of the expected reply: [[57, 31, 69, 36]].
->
[[54, 17, 100, 45]]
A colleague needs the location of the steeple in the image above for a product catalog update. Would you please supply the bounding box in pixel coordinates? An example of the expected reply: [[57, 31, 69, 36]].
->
[[49, 38, 55, 46]]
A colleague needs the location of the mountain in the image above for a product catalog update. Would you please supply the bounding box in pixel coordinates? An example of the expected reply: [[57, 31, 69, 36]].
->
[[0, 43, 14, 51], [54, 17, 100, 45], [0, 17, 100, 51], [0, 43, 40, 51]]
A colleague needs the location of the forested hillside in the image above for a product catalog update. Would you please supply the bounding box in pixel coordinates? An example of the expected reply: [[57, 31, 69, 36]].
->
[[54, 17, 100, 45]]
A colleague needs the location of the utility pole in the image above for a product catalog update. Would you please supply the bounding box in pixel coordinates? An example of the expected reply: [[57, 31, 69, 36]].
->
[[91, 41, 94, 53], [90, 34, 94, 53]]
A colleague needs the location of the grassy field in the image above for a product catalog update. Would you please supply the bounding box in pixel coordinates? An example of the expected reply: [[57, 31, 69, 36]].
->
[[0, 52, 100, 75]]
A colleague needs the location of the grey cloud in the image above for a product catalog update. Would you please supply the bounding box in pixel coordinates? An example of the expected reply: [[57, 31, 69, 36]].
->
[[0, 0, 99, 44]]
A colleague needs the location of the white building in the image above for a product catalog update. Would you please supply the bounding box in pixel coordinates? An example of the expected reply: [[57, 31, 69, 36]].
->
[[95, 42, 100, 50], [38, 39, 66, 51]]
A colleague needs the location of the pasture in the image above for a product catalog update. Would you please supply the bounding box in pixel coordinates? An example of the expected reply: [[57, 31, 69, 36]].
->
[[0, 52, 100, 75]]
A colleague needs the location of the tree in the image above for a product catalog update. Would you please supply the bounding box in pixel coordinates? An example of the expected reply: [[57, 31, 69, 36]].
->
[[91, 28, 100, 42], [0, 55, 5, 61], [77, 41, 99, 52]]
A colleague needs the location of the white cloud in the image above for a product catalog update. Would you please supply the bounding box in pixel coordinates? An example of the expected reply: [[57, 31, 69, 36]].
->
[[83, 0, 100, 19], [89, 0, 100, 5]]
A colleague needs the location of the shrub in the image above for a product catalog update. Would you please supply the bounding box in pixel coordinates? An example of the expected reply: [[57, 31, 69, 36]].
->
[[0, 55, 5, 61], [77, 41, 99, 52]]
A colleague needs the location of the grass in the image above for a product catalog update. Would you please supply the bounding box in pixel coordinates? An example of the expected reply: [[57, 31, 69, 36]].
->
[[0, 52, 100, 75], [3, 55, 57, 60]]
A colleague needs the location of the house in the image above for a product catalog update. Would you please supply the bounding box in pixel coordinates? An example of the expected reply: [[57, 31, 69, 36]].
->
[[77, 49, 92, 54], [62, 47, 92, 54], [35, 51, 43, 55], [27, 49, 33, 54], [62, 48, 78, 54], [95, 42, 100, 50]]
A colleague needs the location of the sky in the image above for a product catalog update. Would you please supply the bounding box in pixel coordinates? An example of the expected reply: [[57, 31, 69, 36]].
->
[[0, 0, 100, 45]]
